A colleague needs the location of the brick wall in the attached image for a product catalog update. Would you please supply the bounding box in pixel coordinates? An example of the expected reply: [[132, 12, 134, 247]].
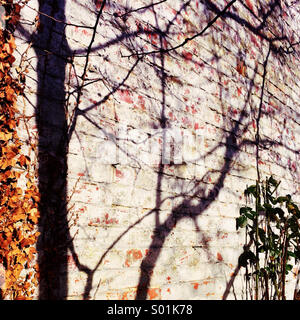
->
[[14, 0, 300, 299]]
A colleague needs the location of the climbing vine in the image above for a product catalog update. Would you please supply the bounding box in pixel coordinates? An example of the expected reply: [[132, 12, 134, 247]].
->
[[236, 176, 300, 300], [0, 0, 40, 299]]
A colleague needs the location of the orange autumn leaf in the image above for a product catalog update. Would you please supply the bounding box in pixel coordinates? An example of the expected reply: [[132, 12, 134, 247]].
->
[[15, 296, 31, 300], [18, 154, 30, 167], [15, 265, 23, 278], [7, 35, 16, 51], [12, 212, 26, 222], [28, 208, 39, 224], [3, 43, 13, 55], [0, 131, 13, 141], [4, 231, 12, 242], [0, 239, 9, 250], [0, 2, 39, 300], [25, 247, 37, 261], [20, 236, 37, 248], [15, 254, 27, 265], [5, 86, 15, 102], [6, 149, 18, 160]]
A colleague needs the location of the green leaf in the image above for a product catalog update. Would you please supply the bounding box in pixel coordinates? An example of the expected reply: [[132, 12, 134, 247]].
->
[[276, 196, 289, 204], [244, 212, 255, 220], [238, 250, 257, 267], [263, 203, 272, 209], [271, 232, 279, 240], [244, 185, 258, 198], [294, 250, 300, 260], [265, 206, 279, 222], [270, 249, 280, 260], [285, 264, 293, 274], [240, 207, 256, 220], [287, 251, 296, 258], [269, 195, 277, 205], [240, 206, 252, 213], [289, 231, 299, 239], [258, 228, 266, 243], [236, 215, 248, 230], [295, 208, 300, 219], [268, 176, 279, 187], [274, 207, 285, 219]]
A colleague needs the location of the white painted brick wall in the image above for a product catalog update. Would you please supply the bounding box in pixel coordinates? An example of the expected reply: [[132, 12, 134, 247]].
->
[[13, 0, 300, 300]]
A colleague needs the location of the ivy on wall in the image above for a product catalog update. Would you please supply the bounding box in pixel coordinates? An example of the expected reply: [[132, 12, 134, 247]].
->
[[0, 0, 39, 300]]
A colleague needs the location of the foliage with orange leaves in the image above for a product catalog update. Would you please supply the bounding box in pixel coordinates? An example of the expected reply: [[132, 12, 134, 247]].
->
[[0, 0, 40, 300]]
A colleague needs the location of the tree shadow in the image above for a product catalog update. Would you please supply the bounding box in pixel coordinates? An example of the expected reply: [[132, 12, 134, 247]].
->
[[135, 99, 251, 299], [33, 0, 71, 300], [18, 0, 158, 299], [134, 0, 299, 300], [13, 0, 300, 300]]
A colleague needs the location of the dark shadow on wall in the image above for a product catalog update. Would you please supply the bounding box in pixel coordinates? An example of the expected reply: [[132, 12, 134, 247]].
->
[[135, 108, 250, 299], [13, 0, 299, 300], [134, 0, 298, 299], [29, 0, 149, 299], [33, 0, 71, 300]]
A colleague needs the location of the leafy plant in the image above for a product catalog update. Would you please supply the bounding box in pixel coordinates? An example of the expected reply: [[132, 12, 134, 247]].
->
[[236, 176, 300, 300], [0, 0, 40, 300]]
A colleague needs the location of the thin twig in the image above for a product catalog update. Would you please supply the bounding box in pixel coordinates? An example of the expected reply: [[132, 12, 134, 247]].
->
[[115, 0, 167, 18], [121, 0, 238, 57]]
